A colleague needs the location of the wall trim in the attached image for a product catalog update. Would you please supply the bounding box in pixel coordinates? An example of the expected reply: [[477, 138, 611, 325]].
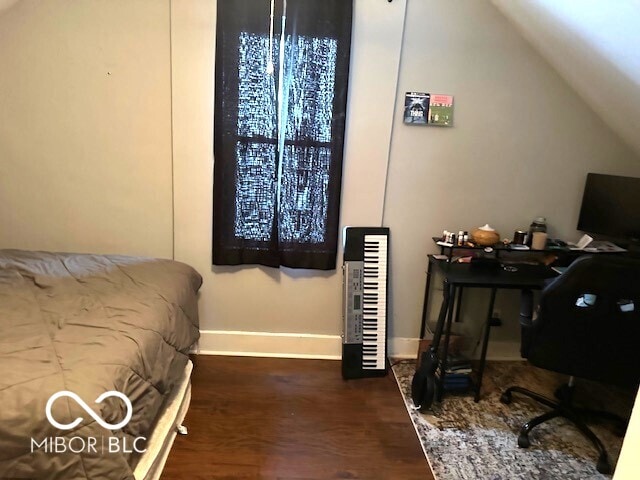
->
[[194, 330, 343, 360], [389, 336, 420, 359], [193, 330, 523, 362], [194, 331, 427, 360]]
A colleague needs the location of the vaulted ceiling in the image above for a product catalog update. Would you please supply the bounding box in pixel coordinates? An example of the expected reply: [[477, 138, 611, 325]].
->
[[492, 0, 640, 157]]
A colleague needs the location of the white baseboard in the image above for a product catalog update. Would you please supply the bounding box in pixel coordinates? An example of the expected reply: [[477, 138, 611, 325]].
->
[[194, 330, 421, 360], [193, 331, 522, 361], [389, 337, 420, 359], [194, 330, 342, 360]]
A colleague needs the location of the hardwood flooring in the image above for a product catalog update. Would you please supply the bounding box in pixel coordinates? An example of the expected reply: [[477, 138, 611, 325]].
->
[[161, 355, 432, 480]]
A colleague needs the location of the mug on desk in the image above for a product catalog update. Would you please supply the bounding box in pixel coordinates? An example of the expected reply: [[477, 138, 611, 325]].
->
[[531, 231, 548, 250]]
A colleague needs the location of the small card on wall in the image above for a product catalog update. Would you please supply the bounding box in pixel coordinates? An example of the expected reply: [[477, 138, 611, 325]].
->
[[404, 92, 429, 124], [403, 92, 454, 127]]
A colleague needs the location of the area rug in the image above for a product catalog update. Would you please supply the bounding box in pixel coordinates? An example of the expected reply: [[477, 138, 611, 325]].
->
[[392, 361, 636, 480]]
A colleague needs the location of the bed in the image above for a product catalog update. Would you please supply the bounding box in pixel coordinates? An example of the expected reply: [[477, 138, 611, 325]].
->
[[0, 249, 202, 480]]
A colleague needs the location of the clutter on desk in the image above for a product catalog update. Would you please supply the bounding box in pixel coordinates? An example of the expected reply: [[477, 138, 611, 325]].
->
[[545, 238, 567, 249], [513, 230, 527, 245], [526, 216, 547, 247], [471, 224, 500, 246], [433, 215, 584, 262], [437, 218, 551, 250], [531, 231, 548, 250], [568, 233, 593, 250], [439, 230, 471, 247], [456, 256, 473, 263]]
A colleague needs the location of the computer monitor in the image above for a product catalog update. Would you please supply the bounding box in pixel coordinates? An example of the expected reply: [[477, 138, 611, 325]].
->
[[577, 173, 640, 243]]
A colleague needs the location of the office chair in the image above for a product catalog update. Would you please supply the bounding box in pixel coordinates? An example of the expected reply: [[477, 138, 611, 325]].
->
[[500, 254, 640, 474]]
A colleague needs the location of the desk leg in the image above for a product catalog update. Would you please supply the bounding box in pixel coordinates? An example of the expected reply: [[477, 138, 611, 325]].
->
[[474, 287, 497, 402], [454, 287, 464, 323], [419, 258, 434, 339], [437, 284, 456, 402]]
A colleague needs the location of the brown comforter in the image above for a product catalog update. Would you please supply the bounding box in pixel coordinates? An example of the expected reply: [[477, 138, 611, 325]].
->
[[0, 250, 201, 479]]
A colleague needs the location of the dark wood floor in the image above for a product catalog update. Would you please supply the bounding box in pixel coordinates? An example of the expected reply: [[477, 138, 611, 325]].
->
[[161, 355, 432, 480]]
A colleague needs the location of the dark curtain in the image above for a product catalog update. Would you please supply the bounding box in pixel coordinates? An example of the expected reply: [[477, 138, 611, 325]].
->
[[213, 0, 352, 270]]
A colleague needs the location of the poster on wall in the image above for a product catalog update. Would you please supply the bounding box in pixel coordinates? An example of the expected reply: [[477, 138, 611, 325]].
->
[[403, 92, 454, 127], [403, 92, 429, 124], [428, 94, 454, 126]]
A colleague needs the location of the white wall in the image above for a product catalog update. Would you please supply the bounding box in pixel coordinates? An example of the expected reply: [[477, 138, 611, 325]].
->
[[170, 0, 406, 353], [0, 0, 173, 258], [384, 0, 640, 353], [2, 0, 640, 359]]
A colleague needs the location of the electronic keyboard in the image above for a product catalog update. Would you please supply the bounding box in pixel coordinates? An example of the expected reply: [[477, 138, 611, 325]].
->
[[342, 227, 389, 379]]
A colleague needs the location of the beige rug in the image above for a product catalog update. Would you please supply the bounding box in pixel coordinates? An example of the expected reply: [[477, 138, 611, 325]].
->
[[393, 361, 637, 480]]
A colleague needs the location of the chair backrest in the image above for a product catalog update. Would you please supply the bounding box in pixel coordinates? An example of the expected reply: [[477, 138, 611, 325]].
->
[[526, 254, 640, 388]]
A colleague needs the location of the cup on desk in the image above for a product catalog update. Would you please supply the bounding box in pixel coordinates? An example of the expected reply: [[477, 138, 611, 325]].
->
[[531, 231, 548, 250], [513, 230, 526, 245]]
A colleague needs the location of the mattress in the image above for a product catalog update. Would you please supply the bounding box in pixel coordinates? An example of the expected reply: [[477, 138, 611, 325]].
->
[[0, 250, 202, 479], [134, 360, 193, 480]]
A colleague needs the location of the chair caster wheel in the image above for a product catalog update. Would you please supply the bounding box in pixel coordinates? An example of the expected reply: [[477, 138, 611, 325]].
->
[[554, 384, 571, 402], [517, 433, 531, 448], [596, 455, 611, 474], [500, 392, 512, 404]]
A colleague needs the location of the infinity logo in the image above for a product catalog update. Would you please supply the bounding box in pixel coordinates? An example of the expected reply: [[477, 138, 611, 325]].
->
[[45, 391, 133, 431]]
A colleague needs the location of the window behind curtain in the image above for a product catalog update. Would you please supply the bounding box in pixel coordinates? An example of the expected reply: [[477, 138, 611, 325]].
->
[[213, 0, 352, 270]]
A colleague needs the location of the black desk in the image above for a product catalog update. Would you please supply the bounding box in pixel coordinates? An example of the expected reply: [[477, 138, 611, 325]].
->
[[422, 257, 558, 402], [420, 237, 572, 339]]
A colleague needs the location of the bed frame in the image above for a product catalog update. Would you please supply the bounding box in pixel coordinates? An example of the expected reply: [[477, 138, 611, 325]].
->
[[134, 360, 194, 480]]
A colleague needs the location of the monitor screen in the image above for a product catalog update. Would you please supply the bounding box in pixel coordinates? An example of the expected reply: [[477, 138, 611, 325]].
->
[[577, 173, 640, 242]]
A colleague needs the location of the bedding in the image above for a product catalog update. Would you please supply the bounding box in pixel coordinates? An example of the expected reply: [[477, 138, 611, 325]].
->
[[0, 250, 202, 480]]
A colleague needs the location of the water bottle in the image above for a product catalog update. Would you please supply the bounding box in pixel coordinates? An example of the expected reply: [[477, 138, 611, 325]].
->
[[526, 217, 547, 247]]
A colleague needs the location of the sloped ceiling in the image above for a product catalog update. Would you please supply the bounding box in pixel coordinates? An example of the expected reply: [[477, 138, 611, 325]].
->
[[492, 0, 640, 157]]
